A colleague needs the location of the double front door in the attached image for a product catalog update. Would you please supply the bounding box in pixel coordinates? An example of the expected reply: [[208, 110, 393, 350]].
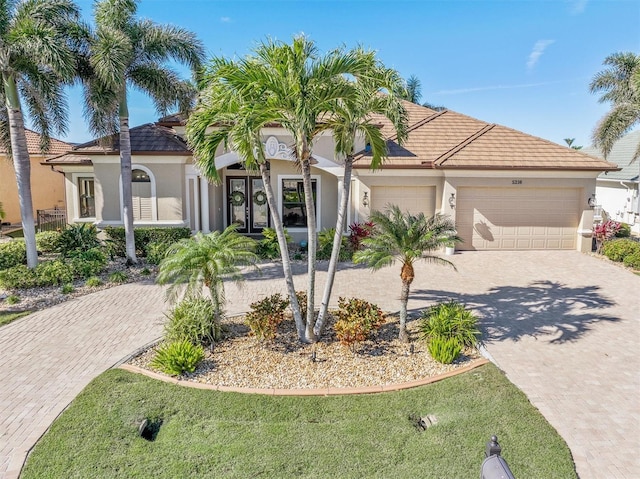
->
[[227, 177, 269, 234]]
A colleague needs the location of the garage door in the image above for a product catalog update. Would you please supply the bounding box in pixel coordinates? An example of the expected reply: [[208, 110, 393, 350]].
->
[[371, 186, 436, 216], [456, 187, 580, 250]]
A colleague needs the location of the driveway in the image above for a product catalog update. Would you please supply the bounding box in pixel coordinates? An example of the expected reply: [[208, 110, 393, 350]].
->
[[0, 250, 638, 478]]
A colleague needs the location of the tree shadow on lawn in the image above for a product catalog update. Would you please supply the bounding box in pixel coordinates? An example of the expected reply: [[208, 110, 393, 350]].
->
[[410, 280, 619, 344]]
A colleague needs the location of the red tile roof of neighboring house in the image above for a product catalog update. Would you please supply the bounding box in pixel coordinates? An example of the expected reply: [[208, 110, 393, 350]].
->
[[0, 129, 71, 156]]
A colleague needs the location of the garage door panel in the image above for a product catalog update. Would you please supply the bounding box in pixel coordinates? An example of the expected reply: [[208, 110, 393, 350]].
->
[[457, 187, 580, 251], [371, 186, 436, 217]]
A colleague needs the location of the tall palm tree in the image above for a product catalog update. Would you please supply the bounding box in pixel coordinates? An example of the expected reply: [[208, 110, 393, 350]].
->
[[186, 59, 307, 340], [402, 75, 422, 104], [156, 225, 258, 325], [590, 52, 640, 161], [313, 72, 409, 336], [1, 0, 83, 268], [83, 0, 204, 264], [354, 206, 460, 342]]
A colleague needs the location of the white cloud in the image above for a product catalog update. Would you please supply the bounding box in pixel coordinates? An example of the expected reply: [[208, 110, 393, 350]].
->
[[220, 16, 231, 23], [568, 0, 588, 15], [435, 79, 570, 96], [526, 39, 555, 71]]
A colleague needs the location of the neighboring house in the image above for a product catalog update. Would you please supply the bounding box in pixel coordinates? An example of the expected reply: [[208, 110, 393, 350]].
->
[[44, 102, 616, 252], [0, 130, 70, 225], [583, 130, 640, 235]]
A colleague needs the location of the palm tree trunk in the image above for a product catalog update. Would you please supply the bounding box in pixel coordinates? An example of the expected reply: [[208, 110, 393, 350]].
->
[[4, 73, 37, 268], [314, 156, 353, 336], [119, 96, 137, 264], [399, 279, 411, 343], [259, 162, 305, 340], [301, 157, 317, 342]]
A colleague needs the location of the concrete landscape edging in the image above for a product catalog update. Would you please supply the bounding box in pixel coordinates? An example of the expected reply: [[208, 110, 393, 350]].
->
[[118, 358, 490, 396]]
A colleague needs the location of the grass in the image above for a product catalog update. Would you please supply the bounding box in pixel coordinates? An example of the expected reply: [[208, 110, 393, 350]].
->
[[0, 310, 30, 327], [21, 364, 576, 479]]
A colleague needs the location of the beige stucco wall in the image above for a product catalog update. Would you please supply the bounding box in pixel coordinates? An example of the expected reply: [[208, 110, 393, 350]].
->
[[0, 155, 65, 224]]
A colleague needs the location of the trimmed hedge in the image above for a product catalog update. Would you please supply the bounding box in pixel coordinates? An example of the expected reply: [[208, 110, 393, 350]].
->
[[602, 238, 640, 264], [0, 240, 26, 270], [104, 227, 191, 258]]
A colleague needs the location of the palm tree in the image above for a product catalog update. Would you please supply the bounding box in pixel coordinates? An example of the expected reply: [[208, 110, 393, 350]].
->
[[590, 52, 640, 161], [0, 0, 83, 268], [564, 138, 582, 150], [186, 58, 307, 340], [156, 225, 258, 325], [313, 72, 409, 336], [353, 206, 460, 342], [83, 0, 204, 264], [403, 75, 422, 104]]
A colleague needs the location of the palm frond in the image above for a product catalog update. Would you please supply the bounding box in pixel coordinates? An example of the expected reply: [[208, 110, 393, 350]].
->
[[133, 19, 204, 72]]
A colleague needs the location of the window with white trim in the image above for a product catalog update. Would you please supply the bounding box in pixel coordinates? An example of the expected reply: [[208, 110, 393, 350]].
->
[[132, 168, 152, 221], [78, 177, 95, 218], [281, 178, 317, 228]]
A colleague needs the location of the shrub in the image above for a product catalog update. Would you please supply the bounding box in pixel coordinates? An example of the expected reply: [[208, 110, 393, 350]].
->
[[145, 241, 169, 265], [348, 221, 374, 252], [36, 260, 74, 286], [165, 297, 221, 345], [623, 251, 640, 269], [428, 336, 462, 364], [593, 220, 621, 253], [0, 240, 26, 270], [0, 265, 37, 289], [602, 238, 640, 263], [244, 293, 290, 341], [615, 223, 631, 238], [419, 301, 480, 349], [70, 248, 107, 278], [317, 228, 351, 261], [61, 283, 74, 294], [333, 297, 385, 349], [85, 276, 103, 287], [150, 340, 204, 376], [108, 271, 128, 283], [57, 224, 100, 257], [5, 294, 20, 305], [35, 231, 61, 253], [103, 226, 191, 257], [256, 227, 290, 260], [140, 267, 152, 276], [295, 290, 308, 320]]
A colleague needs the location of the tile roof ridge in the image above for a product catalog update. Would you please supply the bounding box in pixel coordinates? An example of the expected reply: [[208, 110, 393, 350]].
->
[[394, 109, 447, 140], [434, 123, 495, 166]]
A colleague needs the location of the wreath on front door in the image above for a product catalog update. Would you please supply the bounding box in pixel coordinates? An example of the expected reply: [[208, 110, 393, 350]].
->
[[253, 190, 267, 206], [229, 190, 245, 207]]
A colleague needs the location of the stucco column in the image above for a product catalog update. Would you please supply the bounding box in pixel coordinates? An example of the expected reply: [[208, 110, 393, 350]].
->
[[199, 176, 210, 233]]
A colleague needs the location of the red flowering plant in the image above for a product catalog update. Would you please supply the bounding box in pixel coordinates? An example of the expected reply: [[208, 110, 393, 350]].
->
[[348, 221, 375, 252], [593, 220, 621, 254]]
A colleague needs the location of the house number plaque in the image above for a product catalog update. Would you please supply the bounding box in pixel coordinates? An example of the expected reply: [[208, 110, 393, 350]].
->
[[512, 179, 523, 184]]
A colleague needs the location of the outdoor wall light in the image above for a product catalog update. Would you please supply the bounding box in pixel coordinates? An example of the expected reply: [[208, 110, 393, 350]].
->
[[588, 195, 597, 208], [449, 193, 456, 209], [362, 192, 369, 208]]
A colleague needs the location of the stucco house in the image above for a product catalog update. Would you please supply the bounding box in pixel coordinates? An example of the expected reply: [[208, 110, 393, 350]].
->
[[43, 101, 616, 252], [583, 130, 640, 235], [0, 130, 70, 225]]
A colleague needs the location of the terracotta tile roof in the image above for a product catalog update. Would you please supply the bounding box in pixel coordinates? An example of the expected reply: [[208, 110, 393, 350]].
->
[[0, 129, 71, 156], [72, 123, 190, 153], [354, 101, 617, 171], [42, 153, 92, 165], [157, 113, 187, 126]]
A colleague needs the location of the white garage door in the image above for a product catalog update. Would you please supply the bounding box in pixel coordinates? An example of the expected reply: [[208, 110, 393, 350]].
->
[[456, 187, 580, 250], [371, 186, 436, 216]]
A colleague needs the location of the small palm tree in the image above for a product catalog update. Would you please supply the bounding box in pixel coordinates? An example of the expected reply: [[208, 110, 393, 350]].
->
[[354, 206, 460, 342], [156, 225, 258, 325], [402, 75, 422, 104], [590, 52, 640, 161], [84, 0, 204, 264]]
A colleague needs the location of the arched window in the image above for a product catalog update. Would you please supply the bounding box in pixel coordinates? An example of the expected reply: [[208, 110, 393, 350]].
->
[[131, 168, 152, 221]]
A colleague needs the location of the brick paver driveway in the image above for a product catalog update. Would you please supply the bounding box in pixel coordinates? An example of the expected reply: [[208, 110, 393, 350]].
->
[[0, 251, 638, 478]]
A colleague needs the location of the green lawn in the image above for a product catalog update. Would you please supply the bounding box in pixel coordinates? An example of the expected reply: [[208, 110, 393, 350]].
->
[[0, 310, 30, 327], [21, 364, 576, 479]]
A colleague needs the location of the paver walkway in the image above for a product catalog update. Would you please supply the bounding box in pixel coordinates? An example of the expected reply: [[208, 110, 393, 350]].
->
[[0, 251, 638, 478]]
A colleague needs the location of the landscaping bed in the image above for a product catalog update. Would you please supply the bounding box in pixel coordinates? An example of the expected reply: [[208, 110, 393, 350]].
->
[[129, 313, 482, 389]]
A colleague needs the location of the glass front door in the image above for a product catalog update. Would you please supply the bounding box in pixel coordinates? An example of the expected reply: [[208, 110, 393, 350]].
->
[[227, 177, 269, 234]]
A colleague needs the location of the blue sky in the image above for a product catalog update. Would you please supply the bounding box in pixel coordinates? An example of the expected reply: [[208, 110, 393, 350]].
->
[[61, 0, 640, 147]]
